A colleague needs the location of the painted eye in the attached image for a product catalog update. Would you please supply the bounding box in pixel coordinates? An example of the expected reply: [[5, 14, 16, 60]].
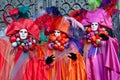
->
[[91, 24, 94, 26], [24, 31, 28, 33], [20, 31, 23, 33], [95, 24, 98, 26]]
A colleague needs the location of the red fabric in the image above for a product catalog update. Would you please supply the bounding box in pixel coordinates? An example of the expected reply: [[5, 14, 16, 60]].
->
[[9, 8, 19, 15], [6, 18, 40, 40], [14, 49, 23, 63], [69, 9, 87, 22], [105, 0, 117, 16], [34, 14, 56, 35], [35, 14, 53, 29], [0, 52, 4, 72], [22, 59, 48, 80]]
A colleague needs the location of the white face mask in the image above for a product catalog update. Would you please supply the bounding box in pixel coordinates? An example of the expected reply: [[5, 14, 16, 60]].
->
[[91, 22, 99, 31], [54, 30, 61, 37], [19, 29, 28, 39]]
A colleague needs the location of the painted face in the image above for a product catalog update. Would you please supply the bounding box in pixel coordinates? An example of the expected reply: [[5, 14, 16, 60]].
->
[[54, 30, 61, 37], [91, 22, 99, 31], [19, 29, 28, 39]]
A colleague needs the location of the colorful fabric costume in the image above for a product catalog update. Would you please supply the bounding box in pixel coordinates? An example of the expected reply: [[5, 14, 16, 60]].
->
[[82, 8, 120, 80], [35, 6, 87, 80], [0, 18, 48, 80]]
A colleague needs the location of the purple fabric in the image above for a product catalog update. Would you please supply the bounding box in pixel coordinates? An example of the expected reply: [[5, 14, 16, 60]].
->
[[100, 0, 111, 8], [82, 8, 113, 29], [86, 37, 120, 80]]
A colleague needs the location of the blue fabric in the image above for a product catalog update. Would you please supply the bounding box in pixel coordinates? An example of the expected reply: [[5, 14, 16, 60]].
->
[[45, 6, 62, 16], [70, 38, 83, 55], [68, 25, 85, 40], [88, 45, 98, 57]]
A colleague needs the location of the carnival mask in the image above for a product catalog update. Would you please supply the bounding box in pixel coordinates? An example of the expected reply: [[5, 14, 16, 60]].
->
[[19, 29, 28, 39], [54, 30, 61, 37], [91, 22, 99, 31]]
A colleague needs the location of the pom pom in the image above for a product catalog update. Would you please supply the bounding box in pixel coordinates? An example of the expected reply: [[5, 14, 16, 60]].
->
[[57, 36, 62, 41], [23, 40, 27, 44], [10, 36, 16, 42], [60, 40, 65, 45], [49, 35, 56, 41], [96, 39, 101, 44], [12, 42, 17, 47], [87, 27, 92, 33], [16, 38, 20, 41], [95, 31, 98, 35], [33, 39, 36, 43], [61, 33, 67, 38], [21, 43, 25, 46], [58, 45, 65, 51], [54, 44, 59, 49], [87, 39, 92, 43], [17, 41, 21, 45], [28, 42, 32, 46], [91, 36, 96, 41]]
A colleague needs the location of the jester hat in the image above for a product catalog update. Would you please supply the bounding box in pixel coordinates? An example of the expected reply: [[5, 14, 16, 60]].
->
[[82, 8, 113, 29], [6, 18, 40, 40]]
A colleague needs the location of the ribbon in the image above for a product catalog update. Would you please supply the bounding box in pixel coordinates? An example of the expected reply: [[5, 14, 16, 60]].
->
[[40, 32, 48, 42], [88, 45, 98, 58], [70, 38, 83, 55], [10, 51, 29, 80], [14, 49, 23, 63]]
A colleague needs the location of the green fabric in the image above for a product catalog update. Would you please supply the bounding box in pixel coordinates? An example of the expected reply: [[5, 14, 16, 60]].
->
[[116, 4, 120, 10], [18, 6, 29, 14], [40, 32, 48, 42], [88, 0, 102, 10], [18, 13, 29, 18], [18, 6, 29, 18]]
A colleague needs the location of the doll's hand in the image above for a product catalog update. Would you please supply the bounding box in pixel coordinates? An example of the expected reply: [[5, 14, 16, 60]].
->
[[68, 53, 77, 61], [99, 34, 109, 41], [45, 55, 55, 65]]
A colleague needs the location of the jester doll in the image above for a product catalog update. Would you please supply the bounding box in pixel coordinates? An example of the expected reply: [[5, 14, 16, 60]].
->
[[0, 6, 48, 80], [82, 8, 120, 80], [35, 6, 87, 80]]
